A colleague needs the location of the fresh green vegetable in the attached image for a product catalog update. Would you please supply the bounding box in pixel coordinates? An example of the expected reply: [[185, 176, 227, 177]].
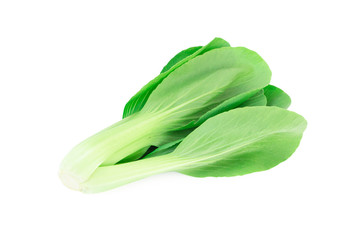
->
[[59, 38, 306, 193], [78, 107, 306, 193], [60, 45, 271, 187]]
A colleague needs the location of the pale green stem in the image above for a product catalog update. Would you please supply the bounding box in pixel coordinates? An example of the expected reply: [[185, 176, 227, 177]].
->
[[79, 154, 192, 193], [59, 112, 163, 184]]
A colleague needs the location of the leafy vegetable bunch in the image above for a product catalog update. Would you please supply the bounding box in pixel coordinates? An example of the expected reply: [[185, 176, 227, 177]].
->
[[59, 38, 307, 193]]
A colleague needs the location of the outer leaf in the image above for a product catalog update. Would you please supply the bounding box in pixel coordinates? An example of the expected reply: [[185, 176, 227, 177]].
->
[[122, 38, 230, 118], [141, 47, 271, 130], [264, 85, 291, 109], [177, 106, 306, 177], [146, 103, 302, 163], [80, 107, 306, 193]]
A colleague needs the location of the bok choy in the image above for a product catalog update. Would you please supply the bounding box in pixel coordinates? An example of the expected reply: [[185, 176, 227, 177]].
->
[[59, 38, 306, 193]]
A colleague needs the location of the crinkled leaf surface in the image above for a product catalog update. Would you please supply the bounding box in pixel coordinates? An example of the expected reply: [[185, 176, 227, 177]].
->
[[264, 85, 291, 109], [122, 38, 230, 118]]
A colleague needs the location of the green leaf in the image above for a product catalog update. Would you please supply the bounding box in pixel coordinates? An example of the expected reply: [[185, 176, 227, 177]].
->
[[122, 38, 230, 118], [264, 85, 291, 109], [141, 47, 271, 130], [160, 46, 202, 73], [177, 106, 306, 177], [80, 107, 306, 193]]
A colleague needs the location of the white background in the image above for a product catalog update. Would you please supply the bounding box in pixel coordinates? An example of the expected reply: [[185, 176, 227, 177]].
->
[[1, 1, 359, 239]]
